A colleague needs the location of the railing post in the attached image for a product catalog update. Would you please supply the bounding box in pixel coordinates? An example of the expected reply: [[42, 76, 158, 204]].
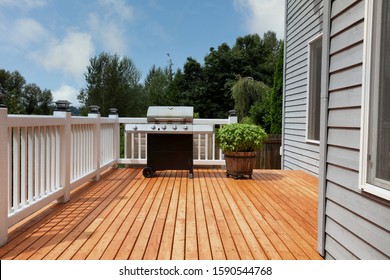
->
[[228, 109, 238, 124], [109, 108, 119, 166], [0, 107, 9, 246], [89, 106, 101, 181], [53, 100, 72, 203]]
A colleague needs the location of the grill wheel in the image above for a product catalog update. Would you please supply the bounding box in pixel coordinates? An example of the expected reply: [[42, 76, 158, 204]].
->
[[143, 167, 154, 178]]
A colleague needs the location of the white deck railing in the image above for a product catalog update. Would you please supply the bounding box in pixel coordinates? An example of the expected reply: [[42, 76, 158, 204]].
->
[[119, 117, 237, 166], [0, 107, 236, 246]]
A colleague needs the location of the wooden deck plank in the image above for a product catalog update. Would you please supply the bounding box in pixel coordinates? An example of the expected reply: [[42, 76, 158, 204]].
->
[[156, 171, 181, 260], [129, 171, 171, 260], [142, 171, 175, 260], [209, 171, 254, 260], [0, 168, 323, 260], [0, 168, 129, 260], [198, 170, 229, 259]]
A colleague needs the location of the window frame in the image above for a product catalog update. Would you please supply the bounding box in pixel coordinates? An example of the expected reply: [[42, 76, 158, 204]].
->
[[360, 0, 390, 201], [306, 33, 323, 144]]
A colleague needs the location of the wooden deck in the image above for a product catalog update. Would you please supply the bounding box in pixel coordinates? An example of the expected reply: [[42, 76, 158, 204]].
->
[[0, 168, 322, 260]]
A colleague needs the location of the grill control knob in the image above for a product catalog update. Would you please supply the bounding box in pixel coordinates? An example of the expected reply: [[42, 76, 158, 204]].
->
[[162, 125, 167, 130], [173, 125, 178, 130], [183, 125, 188, 130], [151, 125, 156, 130], [133, 125, 138, 131]]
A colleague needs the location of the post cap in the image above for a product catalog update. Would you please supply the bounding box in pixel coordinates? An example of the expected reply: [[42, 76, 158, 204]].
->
[[89, 105, 100, 114], [109, 108, 118, 115], [55, 100, 71, 111]]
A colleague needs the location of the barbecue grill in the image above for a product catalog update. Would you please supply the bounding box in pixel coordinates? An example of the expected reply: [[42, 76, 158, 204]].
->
[[127, 106, 195, 178]]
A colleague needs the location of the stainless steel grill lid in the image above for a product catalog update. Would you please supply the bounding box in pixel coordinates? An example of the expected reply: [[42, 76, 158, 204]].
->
[[146, 106, 194, 123]]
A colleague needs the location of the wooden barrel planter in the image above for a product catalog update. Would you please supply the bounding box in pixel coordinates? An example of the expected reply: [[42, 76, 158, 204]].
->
[[224, 151, 256, 179]]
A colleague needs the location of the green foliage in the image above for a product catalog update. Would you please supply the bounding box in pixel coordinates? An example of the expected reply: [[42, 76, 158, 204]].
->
[[164, 32, 281, 119], [0, 69, 54, 114], [231, 77, 271, 124], [144, 65, 171, 106], [216, 123, 268, 152], [268, 42, 284, 134], [78, 52, 146, 117]]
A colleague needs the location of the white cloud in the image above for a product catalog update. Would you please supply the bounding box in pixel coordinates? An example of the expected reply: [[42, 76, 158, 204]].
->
[[234, 0, 285, 38], [88, 13, 126, 54], [9, 18, 48, 47], [86, 0, 136, 55], [52, 85, 80, 106], [31, 31, 95, 82]]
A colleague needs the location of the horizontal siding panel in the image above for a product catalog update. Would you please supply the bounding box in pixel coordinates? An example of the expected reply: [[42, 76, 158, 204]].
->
[[328, 87, 361, 109], [285, 104, 307, 112], [330, 0, 364, 36], [331, 0, 362, 19], [329, 65, 362, 91], [284, 144, 320, 160], [285, 59, 306, 76], [327, 128, 360, 149], [287, 21, 323, 57], [284, 111, 306, 119], [284, 139, 321, 153], [325, 217, 388, 259], [286, 1, 323, 42], [326, 164, 359, 192], [330, 21, 364, 54], [286, 64, 307, 81], [284, 158, 319, 176], [285, 97, 306, 107], [326, 182, 390, 232], [326, 200, 390, 257], [325, 235, 358, 260], [285, 77, 307, 90], [327, 146, 360, 171], [284, 122, 306, 130], [284, 133, 306, 142], [285, 91, 307, 102], [284, 128, 306, 137], [328, 108, 361, 128], [284, 117, 306, 124], [284, 150, 320, 167], [329, 43, 363, 72]]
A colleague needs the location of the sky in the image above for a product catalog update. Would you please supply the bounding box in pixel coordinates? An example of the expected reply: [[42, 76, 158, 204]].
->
[[0, 0, 284, 107]]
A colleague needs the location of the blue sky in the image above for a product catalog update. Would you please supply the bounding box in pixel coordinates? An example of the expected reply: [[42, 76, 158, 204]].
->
[[0, 0, 284, 107]]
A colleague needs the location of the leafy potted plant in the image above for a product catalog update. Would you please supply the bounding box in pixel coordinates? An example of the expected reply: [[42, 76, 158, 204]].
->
[[217, 123, 268, 179]]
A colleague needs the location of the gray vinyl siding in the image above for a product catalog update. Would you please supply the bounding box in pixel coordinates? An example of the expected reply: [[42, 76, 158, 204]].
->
[[285, 0, 390, 259], [322, 0, 390, 259], [283, 0, 323, 176]]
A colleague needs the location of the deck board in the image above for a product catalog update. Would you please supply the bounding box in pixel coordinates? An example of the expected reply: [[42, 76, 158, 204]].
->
[[0, 168, 323, 260]]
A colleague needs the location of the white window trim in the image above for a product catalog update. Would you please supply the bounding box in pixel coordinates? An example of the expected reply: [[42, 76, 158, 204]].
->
[[360, 0, 390, 201], [306, 33, 323, 145]]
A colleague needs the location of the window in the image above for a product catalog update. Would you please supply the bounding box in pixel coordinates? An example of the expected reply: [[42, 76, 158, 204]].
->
[[307, 34, 322, 143], [361, 0, 390, 200]]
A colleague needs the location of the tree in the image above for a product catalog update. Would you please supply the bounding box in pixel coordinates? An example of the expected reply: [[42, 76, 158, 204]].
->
[[144, 65, 171, 106], [78, 52, 146, 117], [0, 69, 25, 114], [267, 41, 284, 134], [0, 69, 53, 115], [231, 76, 271, 129]]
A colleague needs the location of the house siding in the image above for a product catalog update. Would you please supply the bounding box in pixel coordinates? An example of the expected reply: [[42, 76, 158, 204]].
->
[[284, 0, 390, 259], [322, 0, 390, 259], [283, 0, 323, 176]]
